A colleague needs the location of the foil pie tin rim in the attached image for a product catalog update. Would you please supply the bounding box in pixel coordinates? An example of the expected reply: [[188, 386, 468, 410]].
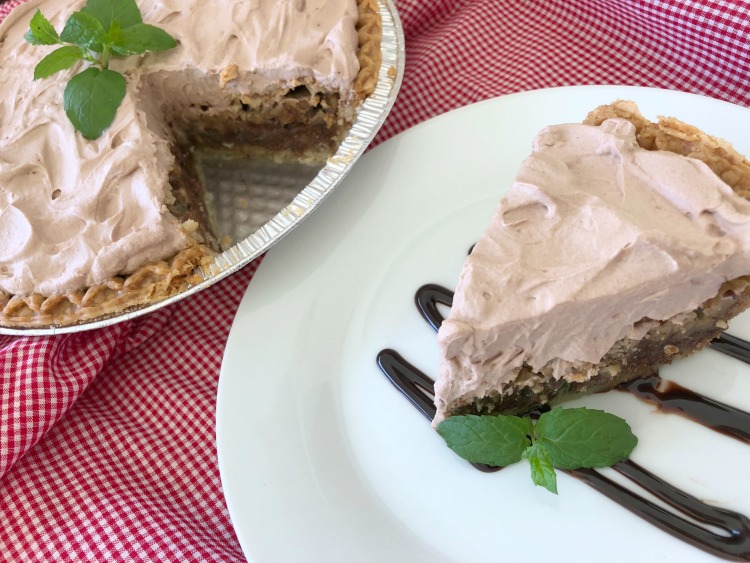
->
[[2, 0, 405, 336]]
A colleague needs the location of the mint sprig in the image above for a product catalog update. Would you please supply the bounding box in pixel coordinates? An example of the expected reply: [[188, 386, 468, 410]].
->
[[25, 0, 176, 140], [437, 407, 638, 494]]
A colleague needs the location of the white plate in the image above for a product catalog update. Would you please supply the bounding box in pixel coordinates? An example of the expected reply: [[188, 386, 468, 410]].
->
[[217, 86, 750, 563]]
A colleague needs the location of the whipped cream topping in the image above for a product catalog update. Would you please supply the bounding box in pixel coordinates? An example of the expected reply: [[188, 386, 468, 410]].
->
[[0, 0, 360, 296], [434, 118, 750, 423]]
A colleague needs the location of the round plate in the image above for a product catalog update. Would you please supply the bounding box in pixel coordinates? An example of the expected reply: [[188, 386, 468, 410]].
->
[[217, 86, 750, 562]]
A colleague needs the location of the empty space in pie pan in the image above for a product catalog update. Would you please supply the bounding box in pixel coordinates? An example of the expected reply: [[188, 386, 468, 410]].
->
[[0, 0, 404, 336]]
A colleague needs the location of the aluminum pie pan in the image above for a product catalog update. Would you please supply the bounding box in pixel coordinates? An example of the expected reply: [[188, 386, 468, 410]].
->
[[2, 0, 405, 336]]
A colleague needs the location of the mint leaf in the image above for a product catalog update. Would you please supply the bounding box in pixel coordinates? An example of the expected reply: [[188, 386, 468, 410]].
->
[[82, 0, 142, 31], [522, 444, 558, 494], [60, 11, 106, 52], [535, 407, 637, 469], [25, 10, 60, 45], [110, 23, 177, 56], [64, 68, 126, 140], [34, 46, 84, 80], [437, 414, 533, 467], [107, 20, 123, 47]]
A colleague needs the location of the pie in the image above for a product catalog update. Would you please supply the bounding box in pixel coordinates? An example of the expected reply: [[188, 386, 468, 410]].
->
[[434, 101, 750, 424], [0, 0, 382, 327]]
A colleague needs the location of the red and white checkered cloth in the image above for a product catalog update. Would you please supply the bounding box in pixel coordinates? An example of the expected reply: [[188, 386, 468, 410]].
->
[[2, 0, 750, 560]]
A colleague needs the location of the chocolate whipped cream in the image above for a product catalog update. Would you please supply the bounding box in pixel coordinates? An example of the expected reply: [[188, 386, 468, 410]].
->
[[434, 118, 750, 424], [0, 0, 360, 296]]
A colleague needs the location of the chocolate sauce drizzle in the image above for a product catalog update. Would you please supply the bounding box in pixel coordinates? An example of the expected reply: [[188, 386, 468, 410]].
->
[[377, 283, 750, 560], [620, 374, 750, 444], [377, 349, 436, 421], [713, 333, 750, 366]]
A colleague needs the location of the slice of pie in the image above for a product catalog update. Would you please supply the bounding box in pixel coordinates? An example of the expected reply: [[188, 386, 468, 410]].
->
[[433, 100, 750, 425], [0, 0, 382, 327]]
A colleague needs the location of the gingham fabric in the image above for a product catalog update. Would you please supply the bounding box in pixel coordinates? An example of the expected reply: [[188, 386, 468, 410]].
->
[[1, 0, 749, 560]]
